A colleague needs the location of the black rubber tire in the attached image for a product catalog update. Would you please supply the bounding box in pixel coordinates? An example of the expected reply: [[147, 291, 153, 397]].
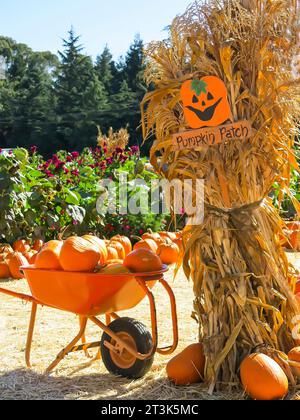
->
[[100, 317, 154, 379]]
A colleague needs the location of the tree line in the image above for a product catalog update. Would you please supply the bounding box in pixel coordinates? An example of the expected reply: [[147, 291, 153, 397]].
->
[[0, 29, 148, 156]]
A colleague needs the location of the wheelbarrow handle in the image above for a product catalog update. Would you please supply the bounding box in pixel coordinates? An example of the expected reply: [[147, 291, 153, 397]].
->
[[0, 286, 37, 304]]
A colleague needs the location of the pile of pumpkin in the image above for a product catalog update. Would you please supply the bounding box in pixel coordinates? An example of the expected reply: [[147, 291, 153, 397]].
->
[[0, 231, 182, 280], [167, 343, 300, 400]]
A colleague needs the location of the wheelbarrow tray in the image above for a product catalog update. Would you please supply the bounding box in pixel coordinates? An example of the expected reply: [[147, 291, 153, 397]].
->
[[22, 266, 167, 316]]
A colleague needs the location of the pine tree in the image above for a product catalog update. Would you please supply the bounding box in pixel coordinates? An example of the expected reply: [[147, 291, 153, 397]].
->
[[95, 45, 114, 94], [55, 28, 107, 150], [122, 35, 146, 98]]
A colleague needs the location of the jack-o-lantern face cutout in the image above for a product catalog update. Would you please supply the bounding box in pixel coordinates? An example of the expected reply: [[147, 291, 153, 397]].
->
[[181, 76, 233, 129]]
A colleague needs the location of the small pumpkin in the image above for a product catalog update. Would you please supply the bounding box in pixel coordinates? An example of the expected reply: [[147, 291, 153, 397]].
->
[[109, 241, 126, 261], [157, 241, 180, 265], [82, 235, 108, 264], [181, 76, 232, 129], [124, 249, 163, 273], [97, 263, 131, 275], [288, 347, 300, 379], [32, 239, 44, 252], [8, 252, 28, 279], [13, 239, 30, 254], [107, 246, 119, 261], [111, 235, 132, 256], [59, 237, 100, 272], [0, 261, 11, 279], [35, 240, 63, 270], [167, 343, 206, 386], [240, 353, 289, 400], [134, 239, 158, 253], [142, 231, 162, 242]]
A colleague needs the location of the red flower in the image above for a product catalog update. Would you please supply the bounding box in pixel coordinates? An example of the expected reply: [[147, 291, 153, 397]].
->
[[71, 151, 80, 159]]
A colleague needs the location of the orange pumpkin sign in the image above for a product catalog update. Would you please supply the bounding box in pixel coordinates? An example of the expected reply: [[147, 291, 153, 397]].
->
[[181, 76, 233, 129]]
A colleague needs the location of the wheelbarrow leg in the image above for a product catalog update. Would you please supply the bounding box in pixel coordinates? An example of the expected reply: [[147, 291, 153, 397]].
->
[[25, 302, 38, 368], [79, 316, 92, 359], [45, 317, 88, 374]]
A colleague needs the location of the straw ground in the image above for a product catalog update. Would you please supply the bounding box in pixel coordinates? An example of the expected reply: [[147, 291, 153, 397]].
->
[[0, 254, 299, 400]]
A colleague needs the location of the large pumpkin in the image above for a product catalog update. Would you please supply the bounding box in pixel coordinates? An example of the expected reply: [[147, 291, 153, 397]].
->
[[59, 237, 100, 272], [82, 235, 108, 264], [35, 240, 63, 270], [8, 252, 28, 279], [240, 353, 289, 400], [111, 235, 132, 256], [0, 261, 11, 279], [181, 76, 232, 129], [157, 242, 180, 265], [167, 343, 206, 386], [124, 249, 163, 273]]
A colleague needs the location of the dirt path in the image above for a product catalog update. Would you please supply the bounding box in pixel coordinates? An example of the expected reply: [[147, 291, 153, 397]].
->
[[0, 256, 299, 400]]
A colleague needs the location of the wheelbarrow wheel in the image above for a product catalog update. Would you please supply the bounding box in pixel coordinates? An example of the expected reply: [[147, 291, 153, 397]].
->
[[100, 317, 154, 379]]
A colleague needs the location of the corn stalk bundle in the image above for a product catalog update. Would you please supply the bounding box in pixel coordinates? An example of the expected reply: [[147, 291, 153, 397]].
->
[[141, 0, 300, 392]]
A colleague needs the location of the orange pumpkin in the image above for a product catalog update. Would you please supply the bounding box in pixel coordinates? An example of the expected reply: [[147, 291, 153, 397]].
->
[[82, 235, 108, 264], [8, 252, 28, 279], [157, 242, 180, 265], [32, 239, 44, 252], [111, 235, 132, 256], [142, 231, 161, 242], [107, 246, 119, 261], [59, 237, 100, 272], [35, 240, 63, 270], [0, 261, 11, 279], [181, 76, 232, 129], [124, 249, 163, 273], [97, 263, 131, 275], [240, 353, 289, 400], [109, 241, 126, 261], [134, 239, 158, 253], [288, 347, 300, 379], [167, 343, 206, 386], [13, 239, 30, 254]]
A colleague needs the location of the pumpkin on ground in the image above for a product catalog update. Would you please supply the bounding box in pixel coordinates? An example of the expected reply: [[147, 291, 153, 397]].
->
[[0, 261, 11, 279], [167, 343, 206, 386], [109, 241, 126, 261], [111, 235, 132, 256], [8, 252, 28, 279], [32, 239, 44, 252], [240, 353, 289, 400], [134, 239, 158, 253], [124, 249, 163, 273], [106, 246, 119, 261], [82, 235, 108, 264], [59, 237, 100, 272], [13, 239, 30, 254], [157, 242, 180, 265], [288, 347, 300, 380], [35, 240, 63, 270]]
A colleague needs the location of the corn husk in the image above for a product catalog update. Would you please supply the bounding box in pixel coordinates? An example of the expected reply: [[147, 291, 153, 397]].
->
[[142, 0, 300, 392]]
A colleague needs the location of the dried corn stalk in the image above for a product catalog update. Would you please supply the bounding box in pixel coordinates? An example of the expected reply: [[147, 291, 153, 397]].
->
[[97, 127, 129, 155], [142, 0, 300, 392]]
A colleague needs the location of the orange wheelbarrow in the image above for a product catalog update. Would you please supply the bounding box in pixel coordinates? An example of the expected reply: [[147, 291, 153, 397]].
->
[[0, 266, 178, 379]]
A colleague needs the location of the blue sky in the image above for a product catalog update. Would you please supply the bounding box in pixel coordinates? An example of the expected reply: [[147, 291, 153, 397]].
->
[[0, 0, 192, 60]]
